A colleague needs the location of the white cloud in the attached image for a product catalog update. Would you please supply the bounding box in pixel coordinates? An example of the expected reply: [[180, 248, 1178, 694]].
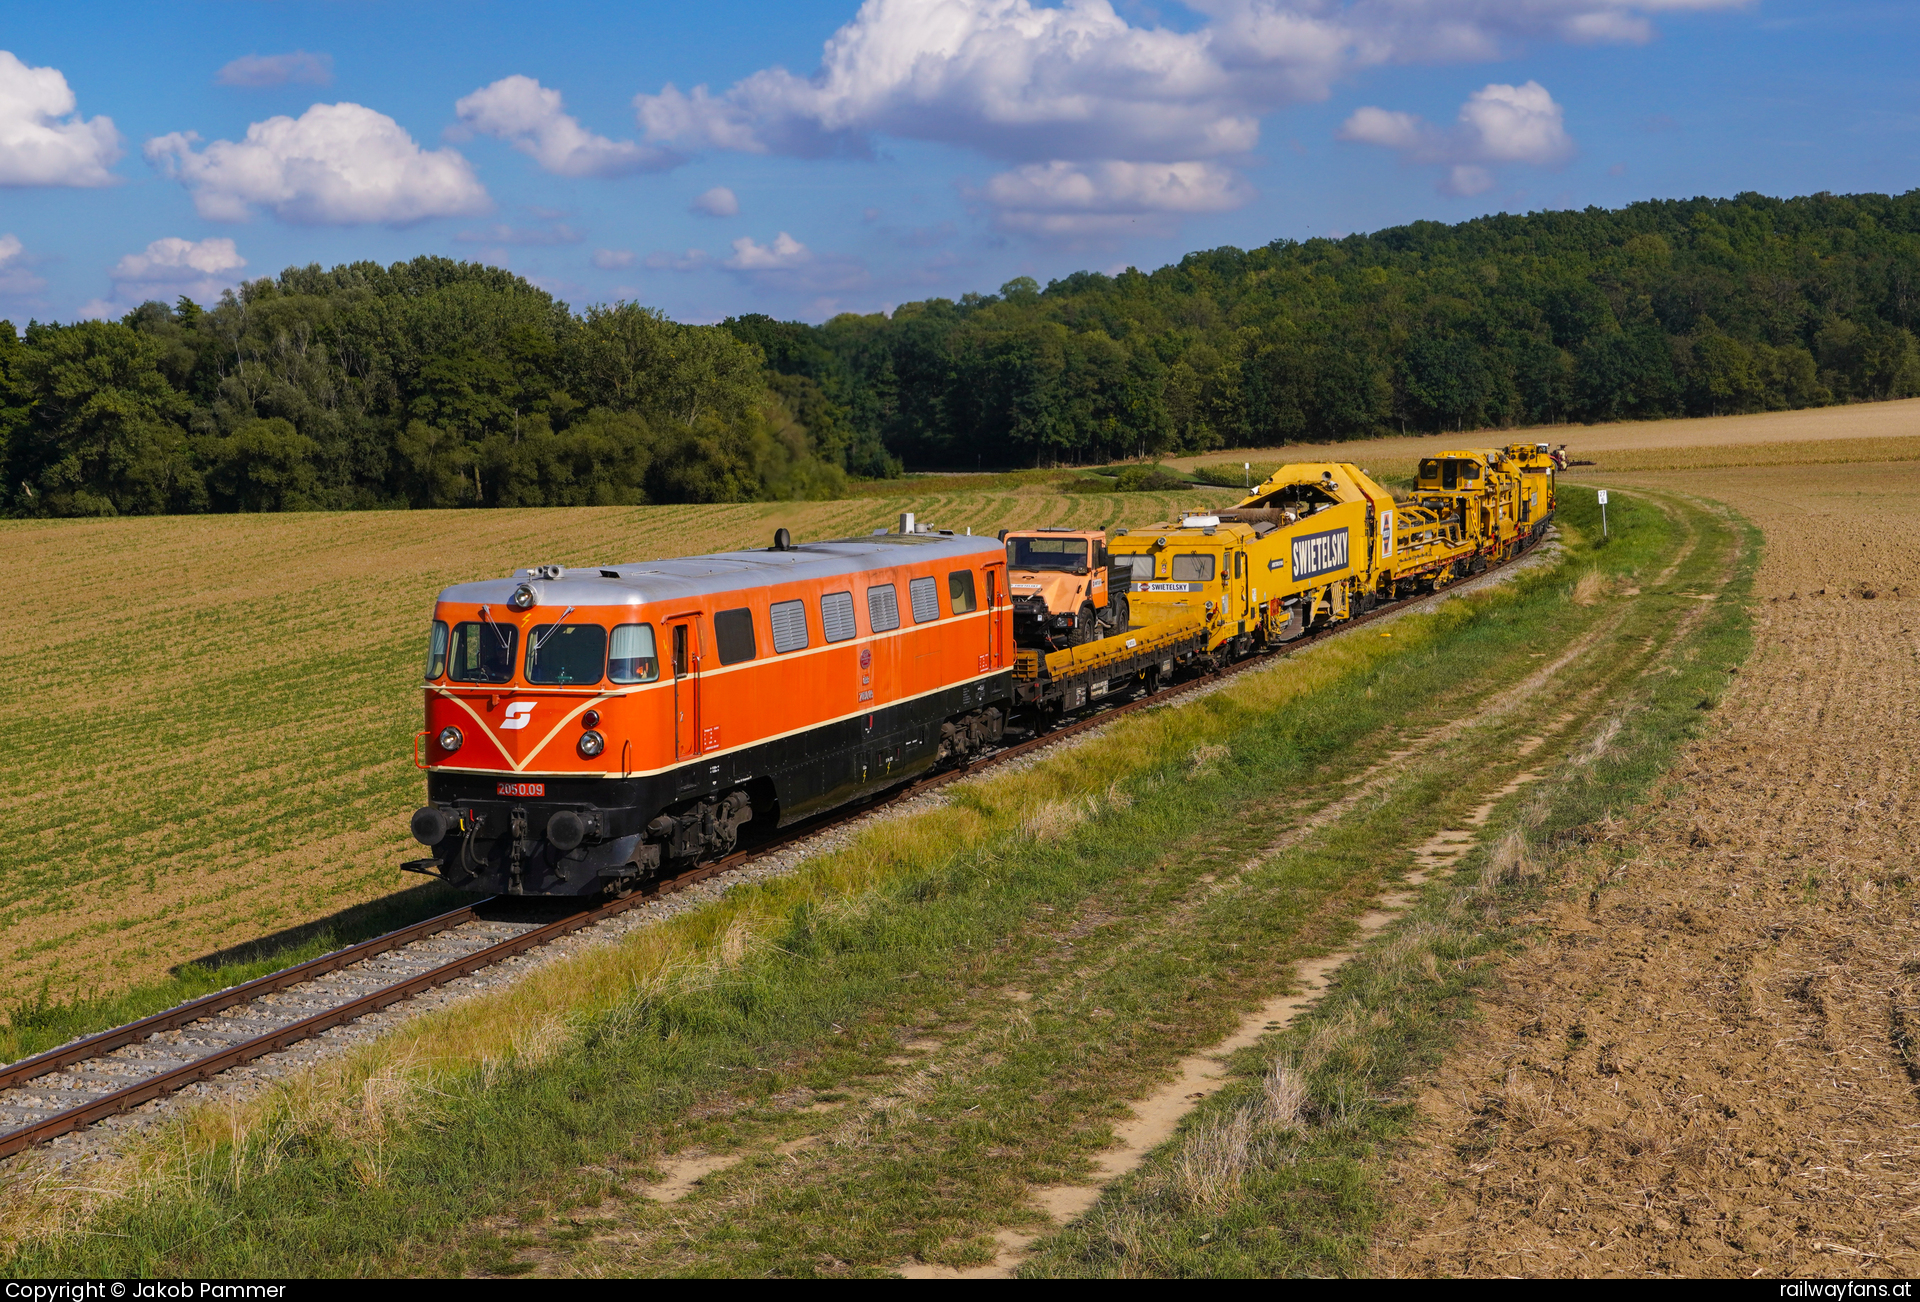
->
[[1340, 80, 1573, 195], [724, 231, 808, 270], [719, 231, 867, 293], [690, 185, 739, 216], [632, 0, 1736, 238], [982, 159, 1253, 237], [453, 221, 582, 245], [0, 232, 47, 298], [216, 52, 333, 88], [634, 0, 1734, 165], [110, 235, 246, 283], [645, 248, 711, 271], [80, 236, 247, 318], [146, 103, 489, 223], [0, 50, 121, 187], [456, 75, 676, 177], [592, 248, 636, 269]]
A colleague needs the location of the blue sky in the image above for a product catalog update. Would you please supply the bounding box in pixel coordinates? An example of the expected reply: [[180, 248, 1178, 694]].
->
[[0, 0, 1914, 325]]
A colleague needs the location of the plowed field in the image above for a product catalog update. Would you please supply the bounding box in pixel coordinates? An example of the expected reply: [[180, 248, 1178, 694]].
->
[[1375, 460, 1920, 1277]]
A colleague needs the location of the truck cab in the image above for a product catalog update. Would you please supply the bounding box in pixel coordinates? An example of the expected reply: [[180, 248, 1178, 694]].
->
[[1003, 528, 1130, 648]]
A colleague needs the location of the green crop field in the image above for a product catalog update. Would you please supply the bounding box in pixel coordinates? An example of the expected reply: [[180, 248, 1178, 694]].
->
[[0, 486, 1236, 1012]]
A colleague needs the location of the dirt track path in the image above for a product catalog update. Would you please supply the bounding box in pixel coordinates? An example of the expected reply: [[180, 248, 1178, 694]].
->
[[1374, 465, 1920, 1278]]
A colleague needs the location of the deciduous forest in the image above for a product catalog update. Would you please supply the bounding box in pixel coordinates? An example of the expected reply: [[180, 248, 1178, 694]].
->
[[5, 189, 1918, 515]]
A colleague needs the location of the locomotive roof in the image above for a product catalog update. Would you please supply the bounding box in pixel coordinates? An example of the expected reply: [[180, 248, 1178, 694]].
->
[[435, 531, 1004, 609]]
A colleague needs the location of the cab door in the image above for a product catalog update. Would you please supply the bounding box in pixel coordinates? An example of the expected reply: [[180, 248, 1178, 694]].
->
[[666, 615, 703, 762], [985, 564, 1006, 670]]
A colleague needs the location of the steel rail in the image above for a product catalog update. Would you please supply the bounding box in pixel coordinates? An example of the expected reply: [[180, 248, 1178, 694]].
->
[[0, 528, 1551, 1161]]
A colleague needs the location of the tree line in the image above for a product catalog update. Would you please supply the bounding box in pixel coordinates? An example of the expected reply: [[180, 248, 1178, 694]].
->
[[730, 188, 1920, 469], [0, 257, 894, 517], [5, 189, 1919, 515]]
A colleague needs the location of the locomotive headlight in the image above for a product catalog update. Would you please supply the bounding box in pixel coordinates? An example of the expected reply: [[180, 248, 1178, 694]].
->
[[578, 730, 606, 758], [509, 583, 537, 611], [437, 725, 463, 754]]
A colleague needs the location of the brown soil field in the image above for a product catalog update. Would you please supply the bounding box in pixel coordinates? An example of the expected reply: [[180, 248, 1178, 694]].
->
[[1169, 397, 1920, 482], [0, 486, 1234, 1008], [1373, 460, 1920, 1277]]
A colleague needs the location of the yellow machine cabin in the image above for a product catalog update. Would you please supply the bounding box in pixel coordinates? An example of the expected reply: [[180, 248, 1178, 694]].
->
[[1110, 463, 1394, 655]]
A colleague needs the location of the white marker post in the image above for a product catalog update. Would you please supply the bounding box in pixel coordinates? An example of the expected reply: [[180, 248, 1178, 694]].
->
[[1597, 488, 1609, 539], [1244, 461, 1251, 489]]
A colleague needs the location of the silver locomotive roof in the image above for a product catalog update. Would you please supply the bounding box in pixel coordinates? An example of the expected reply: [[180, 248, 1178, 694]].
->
[[435, 531, 1004, 608]]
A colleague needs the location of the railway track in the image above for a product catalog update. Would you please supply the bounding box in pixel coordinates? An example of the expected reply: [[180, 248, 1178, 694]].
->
[[0, 531, 1554, 1163]]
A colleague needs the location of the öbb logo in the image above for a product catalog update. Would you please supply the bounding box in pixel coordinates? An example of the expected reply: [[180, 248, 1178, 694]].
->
[[499, 701, 536, 730]]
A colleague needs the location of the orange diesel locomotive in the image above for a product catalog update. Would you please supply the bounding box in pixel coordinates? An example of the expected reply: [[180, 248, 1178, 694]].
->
[[406, 526, 1011, 895]]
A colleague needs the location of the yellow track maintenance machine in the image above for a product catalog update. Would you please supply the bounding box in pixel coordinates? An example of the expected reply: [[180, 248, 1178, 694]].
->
[[1009, 446, 1558, 713]]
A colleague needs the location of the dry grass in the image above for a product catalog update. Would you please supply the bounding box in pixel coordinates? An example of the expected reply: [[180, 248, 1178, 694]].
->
[[0, 486, 1235, 1006], [1166, 396, 1920, 480], [1374, 462, 1920, 1278]]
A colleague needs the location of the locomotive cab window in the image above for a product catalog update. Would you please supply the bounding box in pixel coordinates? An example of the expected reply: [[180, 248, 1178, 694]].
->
[[527, 623, 608, 685], [868, 583, 900, 632], [1171, 553, 1216, 582], [821, 591, 857, 642], [769, 599, 809, 653], [714, 608, 757, 665], [947, 571, 976, 614], [448, 621, 518, 684], [908, 575, 940, 624], [608, 624, 659, 683], [424, 620, 448, 681]]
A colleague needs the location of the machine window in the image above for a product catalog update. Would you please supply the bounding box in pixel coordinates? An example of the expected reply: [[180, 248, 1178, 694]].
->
[[1006, 536, 1088, 571], [948, 570, 977, 613], [1118, 554, 1154, 581], [608, 624, 659, 683], [769, 599, 809, 653], [526, 623, 607, 685], [1442, 459, 1459, 490], [868, 583, 901, 632], [908, 575, 940, 624], [1171, 553, 1216, 582], [1235, 552, 1246, 578], [1419, 459, 1440, 481], [447, 621, 518, 684], [424, 620, 448, 681], [821, 591, 857, 642], [714, 608, 757, 665]]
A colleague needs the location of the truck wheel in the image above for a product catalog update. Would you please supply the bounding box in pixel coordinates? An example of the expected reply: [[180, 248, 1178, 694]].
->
[[1110, 594, 1130, 630], [1073, 602, 1097, 645]]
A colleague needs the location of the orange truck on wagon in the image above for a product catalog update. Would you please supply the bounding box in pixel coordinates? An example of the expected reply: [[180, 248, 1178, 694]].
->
[[1001, 528, 1132, 648]]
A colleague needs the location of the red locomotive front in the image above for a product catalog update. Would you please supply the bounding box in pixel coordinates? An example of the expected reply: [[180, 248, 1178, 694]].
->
[[405, 528, 1011, 895]]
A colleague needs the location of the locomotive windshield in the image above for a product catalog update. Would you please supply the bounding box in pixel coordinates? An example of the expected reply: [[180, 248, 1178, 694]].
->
[[424, 620, 448, 680], [447, 621, 518, 683], [1007, 537, 1088, 572], [609, 623, 660, 682], [526, 623, 607, 685]]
